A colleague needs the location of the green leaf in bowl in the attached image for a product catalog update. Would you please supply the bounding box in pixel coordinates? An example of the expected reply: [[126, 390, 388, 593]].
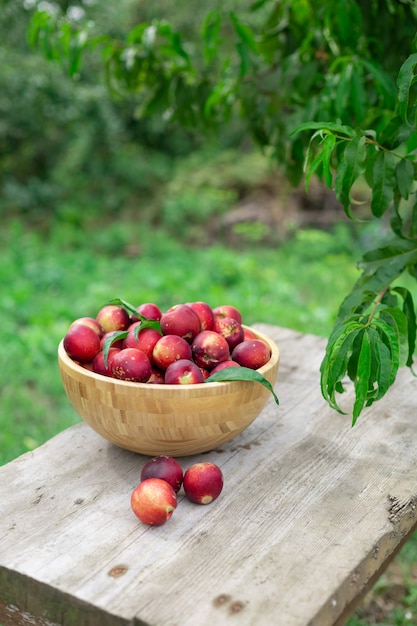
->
[[206, 366, 279, 405]]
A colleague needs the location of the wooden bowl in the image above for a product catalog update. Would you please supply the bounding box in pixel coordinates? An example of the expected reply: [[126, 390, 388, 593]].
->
[[57, 327, 280, 457]]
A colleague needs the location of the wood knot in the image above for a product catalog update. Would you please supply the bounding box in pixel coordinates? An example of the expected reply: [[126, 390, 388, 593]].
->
[[230, 600, 246, 613], [213, 594, 231, 607], [212, 594, 247, 614], [108, 565, 128, 578]]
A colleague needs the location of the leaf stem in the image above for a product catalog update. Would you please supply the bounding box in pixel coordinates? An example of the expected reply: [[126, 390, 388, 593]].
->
[[330, 132, 406, 162], [365, 287, 389, 326]]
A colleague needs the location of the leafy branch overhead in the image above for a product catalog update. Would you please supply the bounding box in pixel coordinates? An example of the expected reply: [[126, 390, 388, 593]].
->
[[28, 2, 417, 184], [28, 1, 417, 423], [293, 53, 417, 424]]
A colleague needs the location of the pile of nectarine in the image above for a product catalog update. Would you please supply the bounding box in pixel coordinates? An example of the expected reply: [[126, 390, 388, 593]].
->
[[63, 300, 272, 384], [131, 455, 224, 526]]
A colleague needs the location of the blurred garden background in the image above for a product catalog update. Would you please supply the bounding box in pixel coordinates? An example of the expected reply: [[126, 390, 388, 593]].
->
[[3, 1, 417, 623]]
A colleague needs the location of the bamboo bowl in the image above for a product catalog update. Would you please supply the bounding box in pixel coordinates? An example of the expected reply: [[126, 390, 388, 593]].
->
[[58, 327, 279, 457]]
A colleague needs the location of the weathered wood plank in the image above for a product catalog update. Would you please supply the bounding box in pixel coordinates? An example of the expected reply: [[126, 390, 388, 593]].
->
[[1, 324, 417, 626]]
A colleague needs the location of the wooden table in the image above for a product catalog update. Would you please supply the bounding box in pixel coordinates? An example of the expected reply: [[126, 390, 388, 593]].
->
[[1, 324, 417, 626]]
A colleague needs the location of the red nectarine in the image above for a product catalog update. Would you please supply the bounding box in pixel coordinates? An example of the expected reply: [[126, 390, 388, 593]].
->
[[141, 456, 183, 493], [111, 348, 152, 382], [183, 462, 224, 504], [131, 478, 177, 526]]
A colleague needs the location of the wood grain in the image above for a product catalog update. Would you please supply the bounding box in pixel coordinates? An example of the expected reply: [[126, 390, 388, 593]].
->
[[1, 324, 417, 626]]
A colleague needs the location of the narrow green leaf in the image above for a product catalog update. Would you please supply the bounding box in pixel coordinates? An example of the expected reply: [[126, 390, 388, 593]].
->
[[206, 366, 279, 405], [351, 66, 367, 124], [39, 20, 60, 62], [379, 307, 409, 368], [107, 298, 162, 330], [361, 59, 397, 105], [127, 23, 148, 44], [27, 9, 52, 48], [370, 150, 396, 218], [372, 318, 400, 382], [106, 297, 140, 318], [390, 197, 405, 240], [169, 31, 190, 64], [372, 335, 394, 401], [397, 52, 417, 126], [410, 198, 417, 238], [334, 0, 362, 47], [346, 328, 366, 382], [133, 319, 162, 338], [321, 132, 336, 189], [103, 331, 128, 367], [325, 323, 363, 387], [365, 327, 380, 403], [250, 0, 269, 10], [68, 47, 82, 76], [59, 22, 72, 54], [236, 41, 251, 76], [352, 329, 372, 425], [335, 64, 353, 120], [335, 135, 367, 217], [302, 129, 322, 176], [291, 121, 356, 138], [320, 321, 364, 412], [363, 143, 377, 189], [358, 239, 417, 276], [365, 326, 393, 404], [204, 80, 234, 117], [335, 242, 417, 326], [68, 27, 91, 76], [405, 128, 417, 155], [229, 12, 257, 51], [392, 286, 416, 367], [305, 149, 325, 189], [201, 10, 221, 65], [396, 158, 414, 200]]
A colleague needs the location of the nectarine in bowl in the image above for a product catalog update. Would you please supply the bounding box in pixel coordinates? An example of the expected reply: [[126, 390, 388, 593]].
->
[[57, 326, 279, 457]]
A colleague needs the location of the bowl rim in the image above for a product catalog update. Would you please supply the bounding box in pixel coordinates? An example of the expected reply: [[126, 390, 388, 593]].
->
[[58, 325, 279, 391]]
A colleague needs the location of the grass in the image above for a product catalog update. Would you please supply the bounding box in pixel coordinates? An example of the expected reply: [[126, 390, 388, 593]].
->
[[2, 215, 417, 625]]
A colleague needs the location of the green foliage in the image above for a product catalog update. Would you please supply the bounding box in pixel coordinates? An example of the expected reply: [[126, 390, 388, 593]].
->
[[0, 1, 204, 224], [27, 1, 417, 182], [292, 47, 417, 423]]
